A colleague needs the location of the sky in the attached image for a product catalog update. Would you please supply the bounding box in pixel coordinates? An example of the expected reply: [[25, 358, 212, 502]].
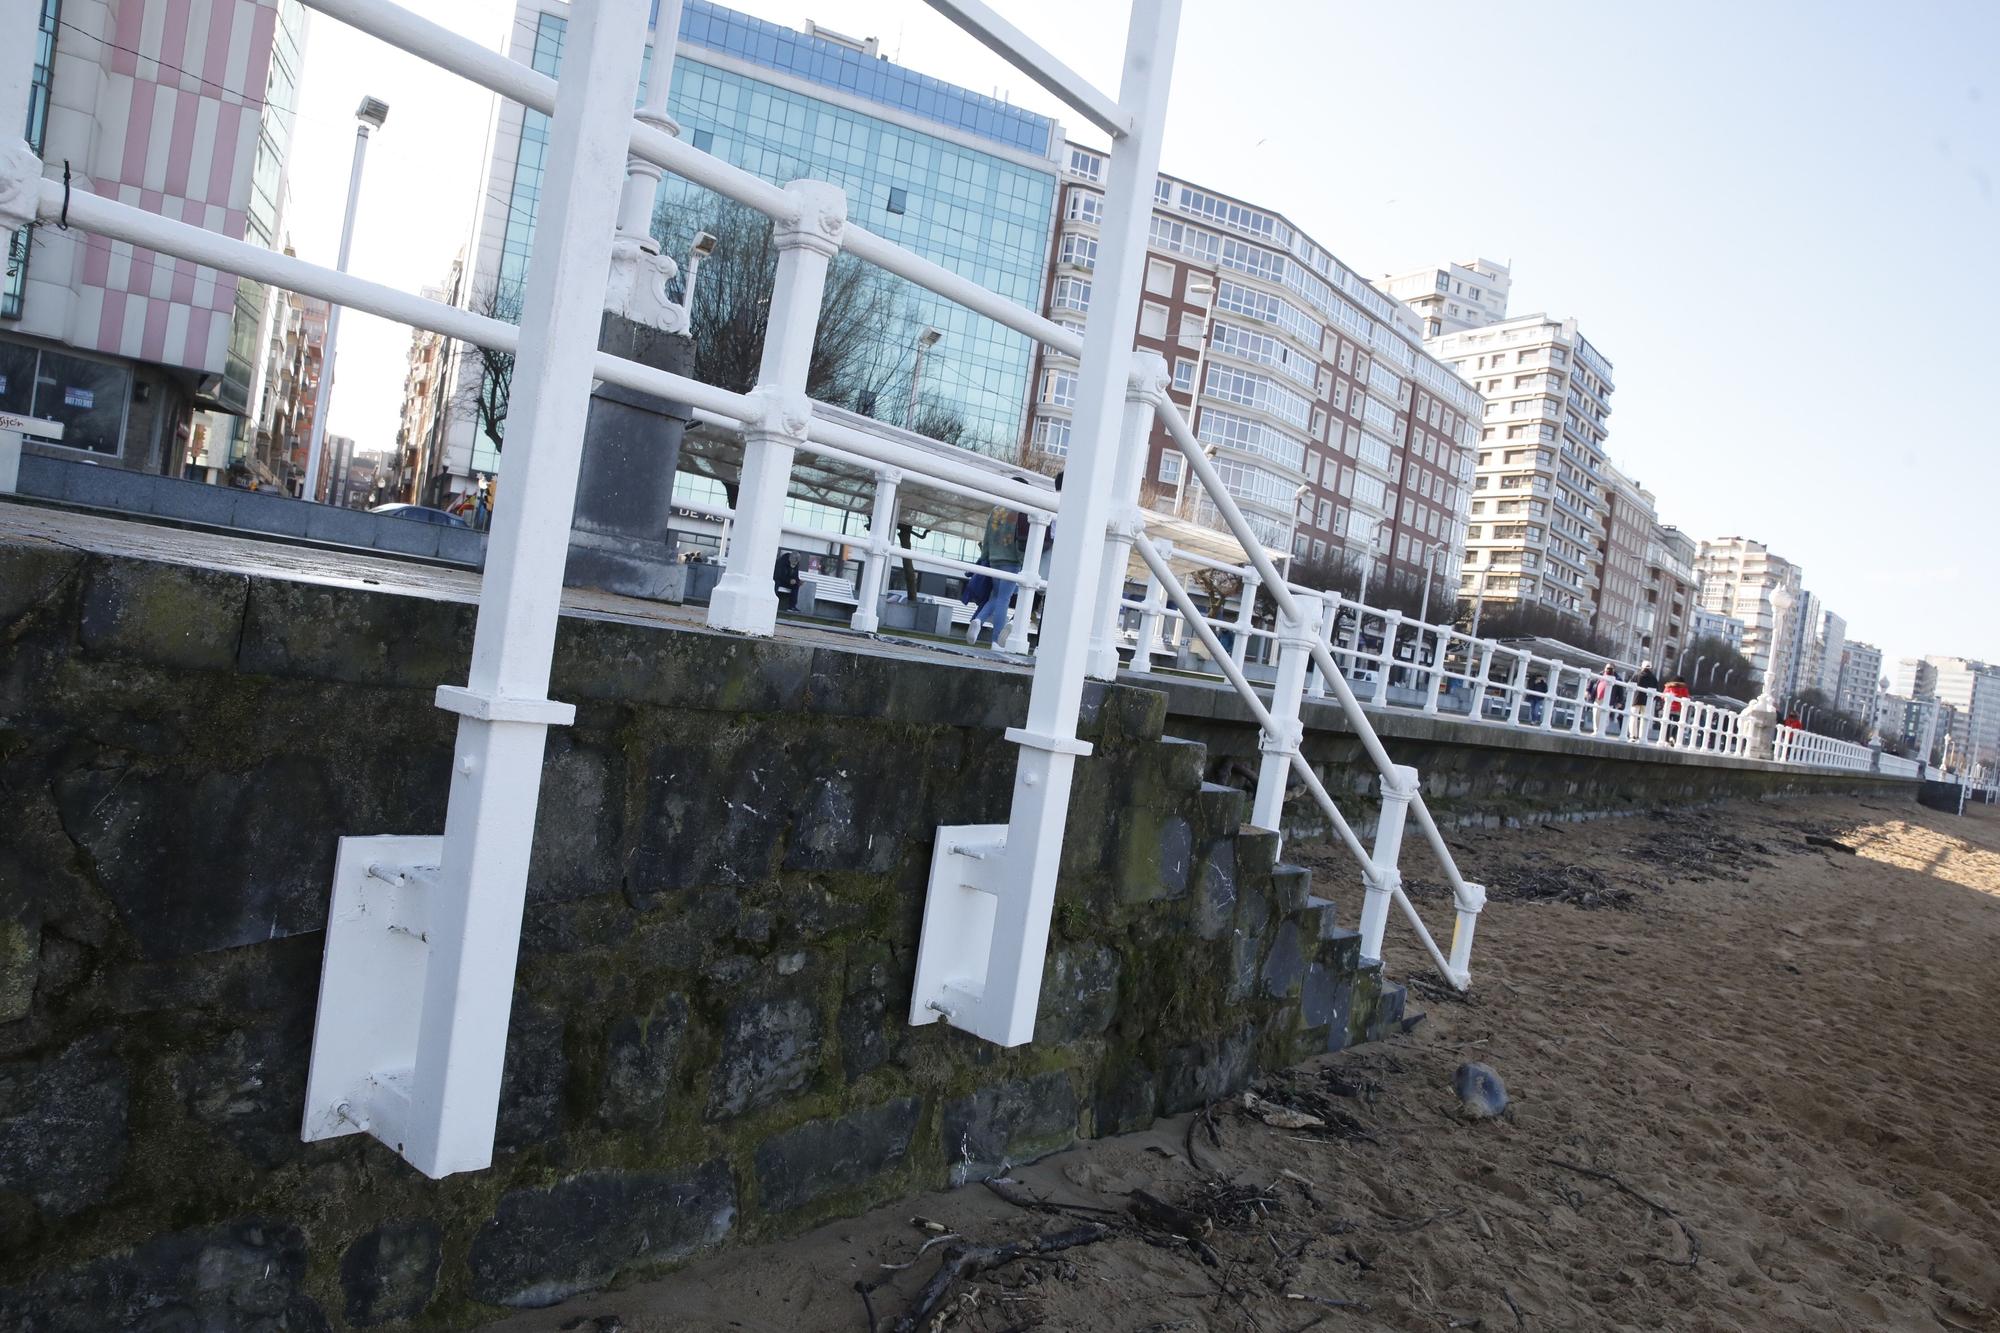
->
[[287, 0, 2000, 672]]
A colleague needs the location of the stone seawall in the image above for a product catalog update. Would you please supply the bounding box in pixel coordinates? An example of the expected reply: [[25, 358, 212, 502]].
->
[[1150, 677, 1914, 845], [0, 546, 1398, 1329]]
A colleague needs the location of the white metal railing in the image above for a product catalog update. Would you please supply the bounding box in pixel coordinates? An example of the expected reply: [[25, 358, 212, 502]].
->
[[0, 0, 1908, 1187]]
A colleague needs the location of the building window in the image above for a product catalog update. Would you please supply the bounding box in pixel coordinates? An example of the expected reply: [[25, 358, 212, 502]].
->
[[1145, 259, 1175, 296], [886, 186, 908, 214], [1065, 191, 1103, 225], [690, 128, 714, 153], [1138, 302, 1168, 340], [1032, 414, 1072, 457], [1040, 369, 1077, 408], [0, 338, 131, 455], [1051, 276, 1092, 313], [1172, 358, 1196, 393], [1067, 146, 1104, 182]]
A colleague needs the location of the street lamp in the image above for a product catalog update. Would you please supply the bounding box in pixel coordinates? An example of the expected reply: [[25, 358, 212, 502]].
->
[[1417, 541, 1447, 625], [904, 326, 943, 428], [1171, 275, 1216, 517], [1355, 520, 1383, 606], [303, 95, 388, 504], [681, 229, 718, 309], [1468, 564, 1490, 638], [1693, 656, 1707, 691]]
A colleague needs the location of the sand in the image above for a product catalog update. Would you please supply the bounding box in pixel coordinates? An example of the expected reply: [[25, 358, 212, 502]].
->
[[489, 794, 2000, 1333]]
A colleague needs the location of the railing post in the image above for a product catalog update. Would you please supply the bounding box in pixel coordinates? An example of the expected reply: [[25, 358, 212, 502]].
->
[[1506, 650, 1529, 725], [1470, 640, 1495, 721], [1422, 627, 1447, 714], [1005, 516, 1049, 654], [1537, 660, 1557, 732], [848, 467, 900, 634], [910, 0, 1182, 1048], [300, 0, 650, 1180], [1230, 566, 1259, 672], [1305, 590, 1339, 699], [1252, 597, 1319, 846], [1448, 880, 1486, 983], [1359, 764, 1418, 965], [1373, 612, 1401, 705], [1087, 354, 1169, 680], [706, 179, 846, 635], [1128, 539, 1173, 675]]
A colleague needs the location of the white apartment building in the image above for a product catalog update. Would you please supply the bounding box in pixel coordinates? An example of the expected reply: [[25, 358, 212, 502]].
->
[[1376, 259, 1512, 338], [1694, 537, 1800, 685], [1689, 606, 1746, 653], [1032, 149, 1483, 583], [1890, 657, 1936, 699], [1922, 657, 2000, 769], [1800, 606, 1846, 697], [1434, 315, 1616, 620], [1834, 640, 1883, 721]]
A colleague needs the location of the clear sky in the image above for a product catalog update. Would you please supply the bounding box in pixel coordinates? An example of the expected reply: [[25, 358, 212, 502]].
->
[[288, 0, 1999, 672]]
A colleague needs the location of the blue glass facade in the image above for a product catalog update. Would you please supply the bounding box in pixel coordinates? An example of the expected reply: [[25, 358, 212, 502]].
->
[[491, 2, 1058, 462]]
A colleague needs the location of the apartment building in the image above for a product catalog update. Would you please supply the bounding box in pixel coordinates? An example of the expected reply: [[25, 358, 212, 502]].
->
[[1640, 523, 1697, 669], [1694, 537, 1800, 685], [1883, 694, 1951, 764], [389, 256, 465, 506], [1689, 606, 1746, 653], [1591, 465, 1653, 658], [442, 0, 1060, 506], [3, 0, 307, 477], [1922, 657, 2000, 769], [1890, 657, 1937, 699], [1834, 640, 1883, 721], [1028, 151, 1482, 577], [1799, 606, 1847, 698], [1432, 315, 1616, 620], [1376, 259, 1512, 338]]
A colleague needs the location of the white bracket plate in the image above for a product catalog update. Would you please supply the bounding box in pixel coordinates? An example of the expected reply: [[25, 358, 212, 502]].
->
[[908, 823, 1006, 1033], [301, 834, 442, 1155]]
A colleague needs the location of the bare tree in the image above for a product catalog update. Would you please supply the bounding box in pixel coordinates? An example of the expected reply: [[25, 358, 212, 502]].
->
[[453, 281, 523, 453]]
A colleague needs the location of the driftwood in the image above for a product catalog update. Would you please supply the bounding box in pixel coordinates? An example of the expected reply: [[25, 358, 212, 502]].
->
[[890, 1223, 1112, 1333], [1546, 1157, 1701, 1268]]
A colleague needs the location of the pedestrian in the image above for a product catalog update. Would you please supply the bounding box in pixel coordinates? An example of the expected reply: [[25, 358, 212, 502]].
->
[[1592, 663, 1615, 732], [1526, 668, 1548, 725], [967, 485, 1029, 647], [1608, 668, 1628, 735], [773, 551, 802, 613], [1663, 673, 1691, 743], [1635, 660, 1660, 693]]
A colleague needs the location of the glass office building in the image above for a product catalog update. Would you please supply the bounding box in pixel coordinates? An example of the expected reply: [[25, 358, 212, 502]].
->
[[488, 0, 1060, 474]]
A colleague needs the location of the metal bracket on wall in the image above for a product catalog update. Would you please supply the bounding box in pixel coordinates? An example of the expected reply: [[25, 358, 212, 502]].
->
[[908, 823, 1009, 1038], [300, 834, 443, 1159]]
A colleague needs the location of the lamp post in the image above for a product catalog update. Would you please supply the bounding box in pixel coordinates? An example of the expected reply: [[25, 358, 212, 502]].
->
[[1170, 275, 1215, 517], [1355, 520, 1382, 606], [1693, 656, 1707, 691], [1417, 540, 1447, 626], [903, 326, 943, 428], [1468, 565, 1490, 638], [302, 95, 388, 503]]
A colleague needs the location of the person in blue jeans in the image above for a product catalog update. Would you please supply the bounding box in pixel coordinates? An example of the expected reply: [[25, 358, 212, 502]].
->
[[968, 489, 1029, 647]]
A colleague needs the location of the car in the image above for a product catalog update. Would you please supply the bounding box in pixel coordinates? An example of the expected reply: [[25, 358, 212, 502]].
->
[[371, 502, 470, 529]]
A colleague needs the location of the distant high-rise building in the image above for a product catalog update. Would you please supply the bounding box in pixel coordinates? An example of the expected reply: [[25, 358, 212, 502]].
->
[[1883, 693, 1950, 765], [1694, 537, 1799, 685], [1376, 259, 1512, 337], [1434, 315, 1616, 622], [1891, 657, 1938, 699], [3, 0, 308, 479], [1689, 606, 1746, 653], [1029, 150, 1483, 573], [1835, 640, 1884, 720], [1802, 607, 1847, 697], [1920, 657, 2000, 769]]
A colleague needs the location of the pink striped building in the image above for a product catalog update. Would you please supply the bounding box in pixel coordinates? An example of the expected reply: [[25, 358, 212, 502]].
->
[[0, 0, 305, 479]]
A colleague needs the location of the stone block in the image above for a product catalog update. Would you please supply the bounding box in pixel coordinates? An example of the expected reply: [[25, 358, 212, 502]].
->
[[160, 477, 241, 527], [1152, 735, 1208, 793], [1271, 863, 1312, 912], [942, 1070, 1078, 1185], [1194, 839, 1237, 940], [65, 461, 161, 516], [1345, 965, 1383, 1051], [78, 559, 246, 672], [754, 1096, 920, 1212], [54, 756, 346, 959], [1300, 962, 1351, 1041], [1035, 943, 1121, 1044], [341, 1219, 442, 1327], [232, 487, 312, 538], [556, 620, 811, 715], [1196, 781, 1246, 834], [467, 1161, 735, 1308], [1318, 927, 1362, 977], [497, 999, 566, 1152], [782, 726, 930, 874], [0, 1036, 128, 1223], [1226, 927, 1262, 1003], [1093, 1067, 1159, 1136], [630, 722, 789, 899], [1367, 982, 1406, 1043], [173, 1020, 310, 1168], [0, 905, 35, 1024], [596, 995, 688, 1131], [1162, 1024, 1256, 1114], [1260, 921, 1305, 1000], [804, 647, 1028, 730], [0, 546, 82, 628], [435, 526, 487, 567], [527, 733, 623, 904], [1116, 808, 1192, 905], [1305, 895, 1344, 939], [237, 579, 475, 688], [0, 1218, 322, 1330], [706, 993, 823, 1120]]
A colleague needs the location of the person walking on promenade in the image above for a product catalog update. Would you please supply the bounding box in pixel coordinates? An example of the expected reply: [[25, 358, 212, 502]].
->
[[968, 488, 1029, 647]]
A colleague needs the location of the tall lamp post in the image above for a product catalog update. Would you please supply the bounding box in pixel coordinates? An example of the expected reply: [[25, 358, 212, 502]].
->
[[303, 96, 388, 503], [903, 326, 943, 428], [1416, 540, 1447, 625]]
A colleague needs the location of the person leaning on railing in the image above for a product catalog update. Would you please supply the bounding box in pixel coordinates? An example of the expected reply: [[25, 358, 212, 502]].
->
[[967, 486, 1031, 648]]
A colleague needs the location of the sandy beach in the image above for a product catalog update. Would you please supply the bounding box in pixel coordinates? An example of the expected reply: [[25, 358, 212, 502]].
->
[[490, 793, 2000, 1333]]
